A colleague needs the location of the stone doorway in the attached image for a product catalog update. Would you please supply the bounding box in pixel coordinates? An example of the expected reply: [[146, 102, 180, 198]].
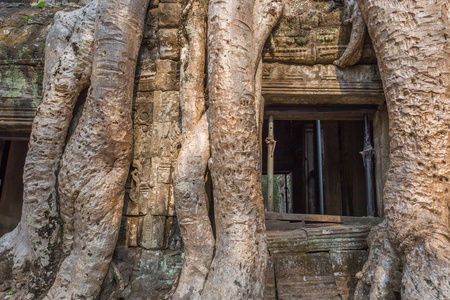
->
[[261, 105, 378, 217]]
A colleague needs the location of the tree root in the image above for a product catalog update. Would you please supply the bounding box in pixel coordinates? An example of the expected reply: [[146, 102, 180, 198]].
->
[[354, 221, 402, 299], [333, 0, 365, 67], [173, 0, 214, 297], [0, 0, 150, 298]]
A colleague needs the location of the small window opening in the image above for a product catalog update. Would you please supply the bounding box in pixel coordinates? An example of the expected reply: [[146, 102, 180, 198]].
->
[[262, 105, 377, 217], [0, 140, 28, 236]]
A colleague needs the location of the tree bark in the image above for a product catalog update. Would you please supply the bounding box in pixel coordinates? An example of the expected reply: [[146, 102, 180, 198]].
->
[[201, 0, 282, 298], [1, 0, 284, 297], [0, 0, 150, 298], [355, 1, 450, 299], [173, 0, 215, 297], [334, 0, 365, 68]]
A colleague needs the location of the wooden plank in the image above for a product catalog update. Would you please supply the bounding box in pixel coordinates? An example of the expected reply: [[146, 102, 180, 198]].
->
[[264, 105, 377, 121], [265, 212, 381, 225], [323, 121, 343, 215], [266, 220, 305, 231]]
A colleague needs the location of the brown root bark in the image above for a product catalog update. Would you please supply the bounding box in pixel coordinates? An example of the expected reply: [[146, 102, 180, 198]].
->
[[354, 221, 402, 299], [173, 0, 282, 298], [173, 114, 213, 299], [0, 0, 150, 298], [200, 0, 282, 298], [334, 0, 365, 68], [355, 1, 450, 299], [173, 0, 215, 297], [0, 3, 97, 297]]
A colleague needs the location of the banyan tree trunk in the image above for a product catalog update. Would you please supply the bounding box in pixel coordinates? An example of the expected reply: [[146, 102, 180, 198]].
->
[[201, 0, 282, 298], [0, 0, 150, 298], [172, 0, 215, 297], [355, 1, 450, 299]]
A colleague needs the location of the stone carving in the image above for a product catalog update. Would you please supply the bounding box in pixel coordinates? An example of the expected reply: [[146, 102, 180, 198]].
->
[[263, 0, 376, 65]]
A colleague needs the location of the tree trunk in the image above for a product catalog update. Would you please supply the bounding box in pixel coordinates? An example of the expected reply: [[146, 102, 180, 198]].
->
[[355, 1, 450, 298], [172, 0, 215, 297], [0, 0, 283, 297], [0, 0, 150, 298], [201, 0, 282, 298]]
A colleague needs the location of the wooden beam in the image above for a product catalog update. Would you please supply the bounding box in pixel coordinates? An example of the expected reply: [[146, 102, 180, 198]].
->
[[264, 105, 378, 121], [265, 212, 381, 225]]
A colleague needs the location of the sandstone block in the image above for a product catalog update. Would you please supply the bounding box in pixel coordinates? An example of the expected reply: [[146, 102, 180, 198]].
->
[[150, 183, 171, 215], [155, 60, 178, 91], [158, 29, 179, 60], [273, 252, 340, 299], [164, 216, 182, 250], [126, 184, 151, 216], [126, 217, 142, 247], [158, 3, 181, 28], [139, 214, 166, 249], [143, 8, 159, 39], [153, 90, 180, 123]]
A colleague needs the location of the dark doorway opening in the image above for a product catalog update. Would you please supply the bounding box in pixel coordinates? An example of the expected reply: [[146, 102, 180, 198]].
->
[[262, 105, 377, 217], [0, 140, 28, 236]]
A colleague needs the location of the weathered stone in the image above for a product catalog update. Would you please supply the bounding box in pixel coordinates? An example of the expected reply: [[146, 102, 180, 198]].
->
[[263, 0, 376, 65], [158, 29, 180, 60], [150, 183, 171, 215], [158, 3, 181, 28], [139, 214, 166, 249], [136, 47, 157, 92], [161, 124, 181, 158], [126, 217, 142, 247], [159, 0, 180, 4], [264, 256, 276, 300], [273, 252, 340, 299], [129, 92, 154, 216], [306, 225, 371, 252], [150, 90, 180, 158], [167, 185, 175, 216], [164, 216, 182, 249], [127, 250, 183, 300], [329, 250, 369, 299], [262, 63, 384, 106], [143, 8, 159, 40], [0, 6, 64, 136], [126, 185, 150, 216], [155, 60, 179, 91]]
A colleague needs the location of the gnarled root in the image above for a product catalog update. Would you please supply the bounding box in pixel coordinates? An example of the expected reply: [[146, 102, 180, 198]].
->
[[0, 3, 97, 297], [354, 1, 450, 299], [200, 0, 283, 298], [173, 115, 214, 299], [0, 0, 150, 298], [398, 222, 450, 299], [173, 0, 215, 297], [334, 0, 365, 67], [354, 221, 402, 299]]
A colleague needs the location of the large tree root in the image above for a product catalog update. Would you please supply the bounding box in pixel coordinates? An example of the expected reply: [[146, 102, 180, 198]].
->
[[173, 0, 282, 298], [354, 221, 402, 299], [173, 0, 215, 297], [334, 0, 365, 68], [354, 1, 450, 299], [0, 0, 150, 298], [200, 0, 282, 298], [173, 114, 214, 299]]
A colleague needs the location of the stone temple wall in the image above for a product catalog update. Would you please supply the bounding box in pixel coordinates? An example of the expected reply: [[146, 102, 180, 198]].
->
[[0, 0, 388, 298]]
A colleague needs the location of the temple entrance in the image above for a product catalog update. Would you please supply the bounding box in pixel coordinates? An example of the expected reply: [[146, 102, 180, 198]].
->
[[261, 106, 386, 300], [262, 105, 378, 217], [0, 140, 27, 236]]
